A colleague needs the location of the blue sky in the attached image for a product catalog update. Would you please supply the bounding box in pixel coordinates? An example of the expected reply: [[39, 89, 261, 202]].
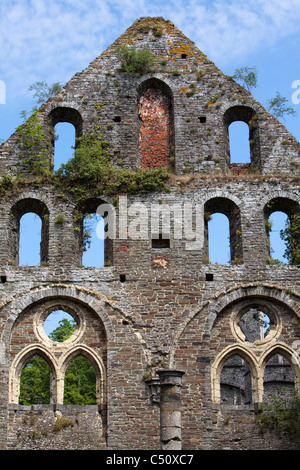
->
[[1, 0, 300, 273], [0, 0, 299, 141]]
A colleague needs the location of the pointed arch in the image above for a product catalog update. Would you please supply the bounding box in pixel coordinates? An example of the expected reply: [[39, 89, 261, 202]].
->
[[9, 344, 58, 404], [211, 344, 259, 404], [59, 345, 106, 406], [260, 344, 300, 400]]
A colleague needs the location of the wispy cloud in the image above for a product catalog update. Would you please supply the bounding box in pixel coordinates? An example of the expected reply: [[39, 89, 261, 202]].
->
[[0, 0, 300, 100]]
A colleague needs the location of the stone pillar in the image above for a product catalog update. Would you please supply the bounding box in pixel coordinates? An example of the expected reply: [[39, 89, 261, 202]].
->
[[158, 369, 185, 450]]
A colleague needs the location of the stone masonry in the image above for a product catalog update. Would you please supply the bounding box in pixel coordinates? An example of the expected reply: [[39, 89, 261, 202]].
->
[[0, 17, 299, 450]]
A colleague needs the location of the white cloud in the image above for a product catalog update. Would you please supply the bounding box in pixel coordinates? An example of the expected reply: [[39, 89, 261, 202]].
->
[[0, 0, 300, 101]]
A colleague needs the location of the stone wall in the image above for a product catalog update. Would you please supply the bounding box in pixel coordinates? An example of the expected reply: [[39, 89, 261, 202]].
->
[[0, 17, 299, 450]]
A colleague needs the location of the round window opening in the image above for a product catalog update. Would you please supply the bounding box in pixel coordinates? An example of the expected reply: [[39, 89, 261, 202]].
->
[[43, 309, 78, 343], [237, 307, 273, 343]]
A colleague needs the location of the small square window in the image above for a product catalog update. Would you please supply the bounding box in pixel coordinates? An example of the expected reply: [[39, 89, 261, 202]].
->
[[152, 234, 170, 249], [206, 273, 214, 281]]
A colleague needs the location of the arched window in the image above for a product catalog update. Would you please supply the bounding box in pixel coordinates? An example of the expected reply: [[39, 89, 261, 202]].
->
[[78, 198, 114, 267], [263, 352, 295, 402], [224, 106, 260, 172], [204, 197, 243, 264], [19, 354, 52, 405], [207, 212, 230, 264], [53, 122, 75, 170], [264, 197, 299, 265], [220, 353, 252, 404], [138, 78, 174, 168], [48, 107, 82, 170], [228, 121, 251, 164], [19, 212, 42, 266], [267, 211, 289, 263], [63, 354, 97, 405], [82, 213, 105, 267], [10, 198, 49, 266]]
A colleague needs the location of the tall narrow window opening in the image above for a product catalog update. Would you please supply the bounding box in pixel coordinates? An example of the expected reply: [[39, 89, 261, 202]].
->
[[264, 197, 299, 265], [220, 354, 252, 405], [64, 355, 97, 405], [48, 107, 82, 170], [19, 355, 52, 405], [224, 106, 260, 172], [208, 213, 230, 264], [263, 353, 295, 401], [53, 122, 75, 170], [82, 213, 105, 267], [204, 197, 243, 265], [267, 211, 289, 263], [10, 199, 49, 266], [228, 121, 251, 164], [79, 198, 113, 267], [138, 78, 174, 168], [19, 212, 42, 266]]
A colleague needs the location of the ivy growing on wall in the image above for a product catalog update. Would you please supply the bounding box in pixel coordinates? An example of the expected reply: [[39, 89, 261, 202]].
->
[[16, 106, 52, 177], [12, 102, 169, 212], [257, 392, 300, 438]]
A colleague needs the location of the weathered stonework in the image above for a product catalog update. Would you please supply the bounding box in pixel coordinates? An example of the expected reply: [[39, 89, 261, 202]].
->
[[0, 17, 299, 450]]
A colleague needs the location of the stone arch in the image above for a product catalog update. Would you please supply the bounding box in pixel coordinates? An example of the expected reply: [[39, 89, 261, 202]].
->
[[205, 284, 300, 336], [223, 105, 261, 171], [263, 196, 300, 263], [9, 344, 58, 404], [211, 344, 259, 404], [59, 344, 106, 405], [48, 106, 83, 168], [2, 285, 115, 346], [259, 343, 300, 398], [75, 196, 115, 266], [169, 283, 300, 368], [48, 106, 83, 137], [137, 77, 175, 168], [7, 287, 109, 407], [9, 197, 50, 265], [203, 196, 243, 263]]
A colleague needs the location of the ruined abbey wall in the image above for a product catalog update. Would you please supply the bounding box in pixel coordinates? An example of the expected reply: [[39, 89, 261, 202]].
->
[[0, 17, 299, 450]]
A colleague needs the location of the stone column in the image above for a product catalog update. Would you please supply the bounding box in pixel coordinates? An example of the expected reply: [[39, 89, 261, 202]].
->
[[157, 369, 185, 450]]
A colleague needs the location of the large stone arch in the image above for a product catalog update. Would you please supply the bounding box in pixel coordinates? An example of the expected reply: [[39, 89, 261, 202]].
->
[[211, 344, 260, 403], [169, 283, 300, 368], [8, 195, 50, 265]]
